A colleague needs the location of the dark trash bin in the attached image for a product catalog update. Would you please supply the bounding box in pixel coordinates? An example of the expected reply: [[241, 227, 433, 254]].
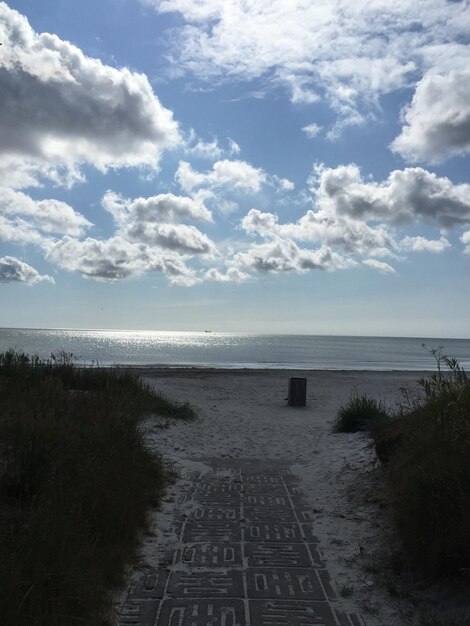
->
[[288, 377, 307, 406]]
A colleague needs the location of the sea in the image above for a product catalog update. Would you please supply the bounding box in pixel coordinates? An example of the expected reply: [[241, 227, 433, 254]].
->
[[0, 327, 469, 371]]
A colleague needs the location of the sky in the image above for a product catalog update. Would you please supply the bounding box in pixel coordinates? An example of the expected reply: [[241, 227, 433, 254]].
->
[[0, 0, 469, 337]]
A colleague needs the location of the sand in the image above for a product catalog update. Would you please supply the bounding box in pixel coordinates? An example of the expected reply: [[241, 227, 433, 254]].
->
[[127, 368, 464, 625]]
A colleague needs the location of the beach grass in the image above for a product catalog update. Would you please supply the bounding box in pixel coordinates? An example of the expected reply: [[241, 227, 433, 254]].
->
[[373, 350, 470, 578], [0, 350, 194, 625], [333, 392, 389, 433]]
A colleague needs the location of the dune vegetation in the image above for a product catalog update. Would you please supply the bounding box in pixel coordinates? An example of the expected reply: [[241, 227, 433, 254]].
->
[[374, 350, 470, 578], [0, 350, 195, 626], [336, 348, 470, 582]]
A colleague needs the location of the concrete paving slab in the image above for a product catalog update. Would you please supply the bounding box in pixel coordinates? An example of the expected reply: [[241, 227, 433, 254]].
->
[[120, 458, 364, 626]]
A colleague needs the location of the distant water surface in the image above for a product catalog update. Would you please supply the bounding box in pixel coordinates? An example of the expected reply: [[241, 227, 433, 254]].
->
[[1, 328, 470, 370]]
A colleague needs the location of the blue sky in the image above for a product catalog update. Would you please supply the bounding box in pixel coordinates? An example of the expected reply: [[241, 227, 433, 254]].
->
[[0, 0, 469, 336]]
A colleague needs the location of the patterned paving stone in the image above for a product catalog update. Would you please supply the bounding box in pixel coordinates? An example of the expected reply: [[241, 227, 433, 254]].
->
[[242, 482, 288, 494], [183, 520, 241, 542], [158, 599, 246, 625], [244, 521, 308, 543], [245, 542, 313, 567], [127, 567, 168, 599], [120, 457, 364, 626], [300, 523, 321, 542], [187, 506, 241, 521], [119, 599, 159, 625], [189, 493, 242, 506], [243, 474, 284, 485], [175, 543, 243, 568], [193, 480, 243, 493], [167, 570, 244, 598], [249, 600, 338, 625], [242, 493, 290, 507], [244, 505, 297, 522], [246, 568, 326, 600]]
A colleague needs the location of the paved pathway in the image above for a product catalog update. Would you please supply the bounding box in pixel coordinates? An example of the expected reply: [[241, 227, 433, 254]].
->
[[119, 459, 364, 626]]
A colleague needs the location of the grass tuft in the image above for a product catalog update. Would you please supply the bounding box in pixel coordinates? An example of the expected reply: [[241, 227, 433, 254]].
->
[[333, 392, 389, 433], [0, 350, 195, 625]]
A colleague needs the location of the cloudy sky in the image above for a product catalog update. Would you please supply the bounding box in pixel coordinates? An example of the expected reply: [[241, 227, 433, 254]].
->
[[0, 0, 469, 336]]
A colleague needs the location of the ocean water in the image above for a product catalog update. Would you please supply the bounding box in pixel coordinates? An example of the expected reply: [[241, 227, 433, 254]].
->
[[1, 327, 469, 370]]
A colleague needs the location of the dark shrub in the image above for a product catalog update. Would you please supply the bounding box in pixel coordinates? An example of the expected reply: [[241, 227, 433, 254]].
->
[[333, 393, 389, 433], [374, 350, 470, 576], [0, 351, 194, 625]]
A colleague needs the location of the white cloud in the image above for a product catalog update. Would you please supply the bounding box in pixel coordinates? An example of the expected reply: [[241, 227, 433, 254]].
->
[[273, 177, 295, 192], [302, 123, 322, 139], [241, 208, 395, 258], [101, 190, 215, 255], [204, 267, 250, 282], [183, 129, 224, 160], [363, 259, 396, 274], [148, 0, 470, 132], [461, 231, 470, 255], [391, 70, 470, 163], [400, 235, 450, 254], [182, 131, 242, 161], [175, 159, 266, 192], [233, 238, 354, 274], [43, 236, 197, 282], [0, 215, 48, 246], [0, 2, 180, 187], [228, 138, 241, 155], [127, 222, 216, 254], [0, 187, 92, 236], [313, 164, 470, 229], [0, 256, 54, 284], [233, 161, 468, 279], [102, 191, 212, 225]]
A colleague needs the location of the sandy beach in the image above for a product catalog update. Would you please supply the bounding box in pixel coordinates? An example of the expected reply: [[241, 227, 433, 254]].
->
[[121, 368, 439, 625]]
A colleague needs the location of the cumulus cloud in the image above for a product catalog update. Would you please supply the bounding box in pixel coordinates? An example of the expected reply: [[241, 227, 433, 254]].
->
[[226, 161, 469, 282], [127, 222, 216, 254], [0, 187, 92, 236], [233, 238, 354, 274], [0, 215, 47, 246], [148, 0, 469, 132], [44, 236, 197, 283], [175, 159, 266, 192], [102, 191, 212, 225], [391, 70, 470, 163], [204, 267, 250, 282], [313, 164, 470, 229], [400, 235, 450, 254], [242, 208, 395, 258], [0, 2, 180, 187], [101, 190, 215, 255], [0, 256, 54, 284], [363, 259, 396, 274]]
